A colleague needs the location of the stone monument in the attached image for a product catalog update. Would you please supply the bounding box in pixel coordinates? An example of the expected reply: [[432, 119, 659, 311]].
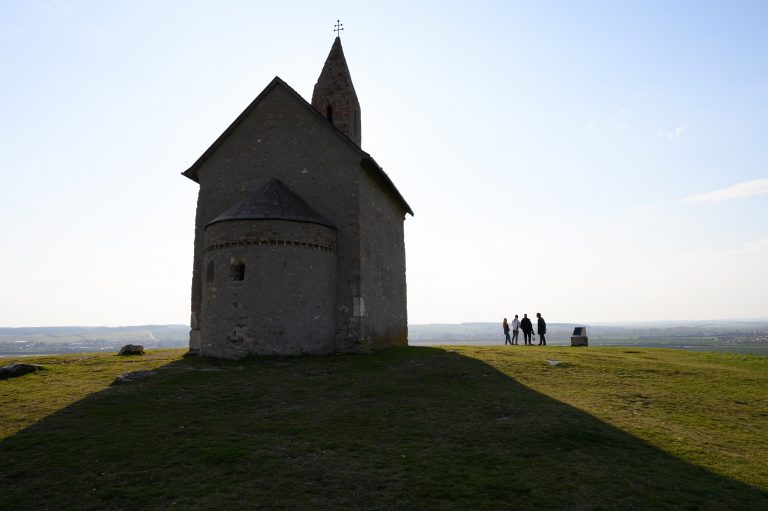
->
[[571, 327, 589, 347]]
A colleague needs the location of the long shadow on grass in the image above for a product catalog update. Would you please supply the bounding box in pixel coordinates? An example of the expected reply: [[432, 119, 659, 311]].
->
[[1, 347, 766, 511]]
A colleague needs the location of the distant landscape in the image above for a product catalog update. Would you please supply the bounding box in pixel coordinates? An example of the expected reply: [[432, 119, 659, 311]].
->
[[1, 320, 767, 356], [410, 320, 768, 355], [0, 325, 189, 356]]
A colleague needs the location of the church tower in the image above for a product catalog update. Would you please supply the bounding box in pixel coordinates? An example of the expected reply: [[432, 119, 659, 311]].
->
[[311, 37, 362, 146]]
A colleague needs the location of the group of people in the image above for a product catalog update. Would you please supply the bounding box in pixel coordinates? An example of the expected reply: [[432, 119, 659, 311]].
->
[[502, 313, 546, 346]]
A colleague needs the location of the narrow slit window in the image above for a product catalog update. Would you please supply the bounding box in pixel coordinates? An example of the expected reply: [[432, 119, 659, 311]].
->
[[231, 262, 245, 281], [206, 261, 215, 283], [326, 105, 333, 124]]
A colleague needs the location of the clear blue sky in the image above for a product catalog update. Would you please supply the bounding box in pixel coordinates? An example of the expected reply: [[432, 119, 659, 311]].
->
[[1, 1, 766, 326]]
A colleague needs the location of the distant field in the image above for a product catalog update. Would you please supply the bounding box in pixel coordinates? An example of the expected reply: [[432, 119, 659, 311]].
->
[[411, 338, 768, 355], [682, 345, 768, 356], [1, 346, 767, 510]]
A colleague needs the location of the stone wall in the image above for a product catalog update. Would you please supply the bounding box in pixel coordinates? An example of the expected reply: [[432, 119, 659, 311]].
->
[[358, 162, 409, 349], [201, 219, 337, 357], [189, 84, 363, 353]]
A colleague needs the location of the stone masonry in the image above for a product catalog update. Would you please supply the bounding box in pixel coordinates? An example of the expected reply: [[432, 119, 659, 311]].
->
[[181, 37, 413, 358]]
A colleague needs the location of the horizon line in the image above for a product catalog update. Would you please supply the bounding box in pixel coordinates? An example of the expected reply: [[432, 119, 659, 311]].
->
[[2, 317, 768, 329]]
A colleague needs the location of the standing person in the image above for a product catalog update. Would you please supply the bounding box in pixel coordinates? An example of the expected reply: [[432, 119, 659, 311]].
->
[[520, 314, 533, 345], [537, 312, 547, 346], [511, 314, 521, 345], [502, 318, 512, 345]]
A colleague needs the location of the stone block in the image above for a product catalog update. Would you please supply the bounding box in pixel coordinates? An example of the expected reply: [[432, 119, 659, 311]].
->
[[0, 363, 44, 380], [118, 344, 145, 356], [571, 336, 589, 347], [571, 326, 588, 346], [112, 370, 156, 384], [189, 330, 201, 352]]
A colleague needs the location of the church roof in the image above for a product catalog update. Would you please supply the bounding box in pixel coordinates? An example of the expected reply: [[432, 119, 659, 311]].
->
[[181, 76, 413, 217], [206, 178, 336, 229], [311, 37, 360, 145], [313, 37, 357, 100]]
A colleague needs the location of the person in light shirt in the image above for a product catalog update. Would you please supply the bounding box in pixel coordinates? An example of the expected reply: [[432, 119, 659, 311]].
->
[[511, 314, 521, 345]]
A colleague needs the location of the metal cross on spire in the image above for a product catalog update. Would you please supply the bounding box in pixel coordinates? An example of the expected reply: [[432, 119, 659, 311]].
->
[[334, 19, 344, 37]]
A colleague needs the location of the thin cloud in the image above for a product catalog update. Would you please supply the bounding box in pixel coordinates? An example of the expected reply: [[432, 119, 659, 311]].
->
[[684, 177, 768, 203], [686, 238, 768, 258], [657, 124, 688, 140], [739, 238, 768, 255]]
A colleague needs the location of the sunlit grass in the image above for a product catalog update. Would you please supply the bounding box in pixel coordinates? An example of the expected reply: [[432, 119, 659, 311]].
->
[[455, 346, 768, 486], [0, 350, 181, 438]]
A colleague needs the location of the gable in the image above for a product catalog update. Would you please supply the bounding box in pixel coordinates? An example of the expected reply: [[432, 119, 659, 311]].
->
[[181, 77, 413, 216]]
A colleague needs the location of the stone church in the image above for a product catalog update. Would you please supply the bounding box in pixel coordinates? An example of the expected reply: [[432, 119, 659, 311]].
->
[[181, 37, 413, 358]]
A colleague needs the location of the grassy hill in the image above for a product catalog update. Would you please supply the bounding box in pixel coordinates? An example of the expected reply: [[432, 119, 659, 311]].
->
[[1, 346, 767, 510]]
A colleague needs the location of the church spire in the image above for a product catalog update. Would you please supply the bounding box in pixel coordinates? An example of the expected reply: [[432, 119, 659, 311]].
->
[[311, 36, 361, 146]]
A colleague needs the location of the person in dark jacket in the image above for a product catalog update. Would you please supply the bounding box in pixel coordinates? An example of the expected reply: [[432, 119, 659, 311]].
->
[[502, 318, 512, 345], [536, 312, 547, 346], [520, 314, 534, 345]]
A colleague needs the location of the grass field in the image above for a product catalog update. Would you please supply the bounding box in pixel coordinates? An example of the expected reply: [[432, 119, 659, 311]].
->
[[1, 346, 767, 510]]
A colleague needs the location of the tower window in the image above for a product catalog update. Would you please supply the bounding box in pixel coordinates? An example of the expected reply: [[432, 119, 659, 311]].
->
[[206, 261, 214, 283], [230, 261, 245, 281], [326, 105, 333, 124]]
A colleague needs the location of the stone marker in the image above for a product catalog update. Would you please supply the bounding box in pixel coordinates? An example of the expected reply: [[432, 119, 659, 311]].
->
[[571, 327, 589, 347], [118, 344, 145, 356], [112, 370, 156, 385], [0, 363, 44, 380]]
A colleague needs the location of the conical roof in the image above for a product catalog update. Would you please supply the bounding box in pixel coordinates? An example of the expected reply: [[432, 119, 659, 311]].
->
[[311, 37, 361, 146], [312, 37, 358, 100], [206, 179, 336, 229]]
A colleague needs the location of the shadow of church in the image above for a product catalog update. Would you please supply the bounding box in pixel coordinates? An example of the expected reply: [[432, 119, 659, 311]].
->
[[1, 347, 766, 510]]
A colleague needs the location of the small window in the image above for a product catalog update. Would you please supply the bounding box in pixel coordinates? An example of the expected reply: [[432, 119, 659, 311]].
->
[[206, 261, 214, 284], [231, 261, 245, 281], [326, 105, 333, 124]]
